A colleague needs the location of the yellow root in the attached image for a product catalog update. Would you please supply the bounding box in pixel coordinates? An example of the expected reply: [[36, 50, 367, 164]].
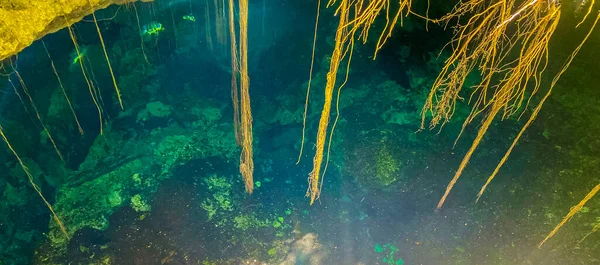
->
[[85, 58, 108, 116], [536, 12, 600, 248], [41, 40, 83, 135], [576, 0, 595, 28], [307, 0, 412, 204], [132, 3, 151, 64], [308, 0, 349, 204], [421, 0, 513, 131], [92, 12, 124, 110], [0, 125, 68, 237], [10, 65, 64, 162], [418, 0, 571, 209], [169, 5, 178, 50], [228, 0, 241, 146], [297, 0, 321, 164], [539, 183, 600, 248], [462, 5, 598, 208], [66, 22, 104, 134], [578, 220, 600, 245], [322, 32, 356, 196], [238, 0, 254, 194], [227, 0, 253, 193], [7, 76, 34, 122]]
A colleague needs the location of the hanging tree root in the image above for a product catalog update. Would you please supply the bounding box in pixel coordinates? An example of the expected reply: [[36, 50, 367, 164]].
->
[[418, 0, 600, 209], [0, 125, 68, 237], [305, 0, 412, 204], [66, 23, 104, 134], [10, 63, 65, 162], [227, 0, 254, 193], [238, 0, 254, 194], [539, 183, 600, 248], [307, 0, 348, 205], [42, 40, 84, 135], [92, 12, 124, 110], [228, 0, 241, 146]]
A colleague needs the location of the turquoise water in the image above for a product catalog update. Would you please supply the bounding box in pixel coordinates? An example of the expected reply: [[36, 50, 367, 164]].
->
[[0, 0, 599, 264]]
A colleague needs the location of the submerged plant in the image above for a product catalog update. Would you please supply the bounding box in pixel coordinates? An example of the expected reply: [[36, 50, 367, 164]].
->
[[201, 174, 233, 222], [233, 214, 268, 231], [130, 194, 150, 212], [374, 146, 401, 187], [272, 216, 284, 228], [374, 243, 404, 265]]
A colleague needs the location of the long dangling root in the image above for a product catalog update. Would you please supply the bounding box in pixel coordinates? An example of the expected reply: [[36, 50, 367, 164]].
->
[[132, 3, 151, 64], [307, 0, 349, 205], [297, 0, 321, 164], [0, 125, 68, 237], [92, 12, 124, 110], [227, 0, 253, 193], [42, 40, 84, 135], [228, 0, 241, 146], [536, 12, 600, 248], [238, 0, 254, 194], [539, 183, 600, 248], [214, 0, 227, 46], [66, 22, 104, 134], [307, 0, 412, 204], [578, 219, 600, 245], [10, 64, 64, 162], [418, 0, 572, 209]]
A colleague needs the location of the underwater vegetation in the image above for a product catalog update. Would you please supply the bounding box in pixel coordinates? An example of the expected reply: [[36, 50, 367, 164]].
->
[[374, 243, 404, 265], [0, 0, 599, 264], [141, 22, 165, 37]]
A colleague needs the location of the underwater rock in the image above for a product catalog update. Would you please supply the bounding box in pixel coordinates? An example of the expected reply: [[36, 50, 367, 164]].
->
[[66, 227, 109, 262], [8, 157, 45, 188], [201, 174, 233, 222], [344, 130, 407, 190], [0, 120, 36, 158], [76, 123, 132, 172], [2, 182, 28, 207], [47, 158, 148, 249], [46, 88, 78, 135], [39, 110, 237, 261], [138, 101, 172, 118], [257, 93, 304, 126], [130, 194, 151, 212], [278, 233, 326, 265], [115, 45, 163, 103], [0, 0, 146, 61], [136, 101, 173, 129]]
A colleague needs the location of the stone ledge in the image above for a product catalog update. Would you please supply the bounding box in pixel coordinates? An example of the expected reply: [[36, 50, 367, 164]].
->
[[0, 0, 148, 61]]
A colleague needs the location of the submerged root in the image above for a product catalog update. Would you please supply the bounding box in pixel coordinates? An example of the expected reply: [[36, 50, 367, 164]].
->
[[539, 183, 600, 248], [92, 12, 124, 110], [66, 22, 104, 134], [306, 0, 412, 204], [227, 0, 254, 193], [0, 125, 68, 237], [417, 0, 599, 209], [10, 63, 64, 162], [42, 40, 84, 135]]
